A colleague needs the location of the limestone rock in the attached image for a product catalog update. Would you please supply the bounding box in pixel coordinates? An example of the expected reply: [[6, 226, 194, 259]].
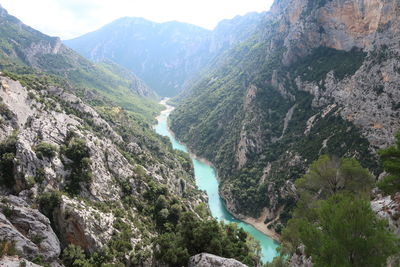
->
[[0, 256, 42, 267], [371, 193, 400, 237], [188, 253, 248, 267], [54, 195, 116, 252], [0, 195, 61, 261]]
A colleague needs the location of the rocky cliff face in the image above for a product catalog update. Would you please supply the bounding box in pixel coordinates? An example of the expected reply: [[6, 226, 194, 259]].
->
[[0, 75, 205, 265], [188, 253, 248, 267], [170, 0, 400, 237]]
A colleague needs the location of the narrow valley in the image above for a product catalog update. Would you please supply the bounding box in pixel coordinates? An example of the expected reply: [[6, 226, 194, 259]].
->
[[154, 99, 279, 263]]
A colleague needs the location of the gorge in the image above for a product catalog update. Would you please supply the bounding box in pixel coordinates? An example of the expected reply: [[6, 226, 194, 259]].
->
[[0, 0, 399, 266], [154, 99, 279, 263]]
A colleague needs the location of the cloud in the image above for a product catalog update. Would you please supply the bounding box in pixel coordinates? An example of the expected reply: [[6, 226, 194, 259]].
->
[[1, 0, 273, 39]]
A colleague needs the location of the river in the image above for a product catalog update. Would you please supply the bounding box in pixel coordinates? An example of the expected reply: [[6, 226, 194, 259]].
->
[[154, 100, 279, 263]]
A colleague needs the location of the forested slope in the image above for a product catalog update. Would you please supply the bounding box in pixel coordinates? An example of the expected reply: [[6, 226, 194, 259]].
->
[[170, 0, 400, 235]]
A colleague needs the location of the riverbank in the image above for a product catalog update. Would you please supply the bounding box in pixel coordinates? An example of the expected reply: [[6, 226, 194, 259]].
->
[[220, 189, 281, 242], [241, 210, 281, 242], [155, 99, 280, 262], [157, 99, 218, 173]]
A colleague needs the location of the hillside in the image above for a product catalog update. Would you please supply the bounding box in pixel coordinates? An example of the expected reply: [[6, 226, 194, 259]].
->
[[0, 5, 264, 267], [64, 13, 264, 96], [170, 0, 400, 238], [0, 4, 160, 123]]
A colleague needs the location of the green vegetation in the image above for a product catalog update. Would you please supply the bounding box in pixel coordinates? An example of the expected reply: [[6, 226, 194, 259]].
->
[[62, 245, 90, 267], [288, 194, 398, 266], [0, 9, 162, 126], [290, 46, 366, 84], [38, 190, 62, 225], [378, 131, 400, 195], [155, 212, 260, 266], [61, 133, 92, 195], [280, 155, 399, 266], [170, 41, 373, 219], [264, 256, 288, 267], [0, 103, 13, 120], [2, 204, 15, 218], [34, 142, 58, 159], [0, 7, 266, 267], [0, 133, 17, 188], [295, 155, 374, 199], [0, 240, 17, 257]]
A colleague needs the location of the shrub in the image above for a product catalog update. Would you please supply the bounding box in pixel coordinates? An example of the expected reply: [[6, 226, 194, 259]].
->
[[31, 234, 45, 245], [0, 134, 17, 188], [35, 168, 46, 183], [62, 244, 90, 267], [34, 142, 58, 159], [378, 132, 400, 195], [62, 136, 92, 195], [38, 190, 62, 221], [2, 204, 15, 218], [0, 103, 13, 120], [0, 240, 16, 257]]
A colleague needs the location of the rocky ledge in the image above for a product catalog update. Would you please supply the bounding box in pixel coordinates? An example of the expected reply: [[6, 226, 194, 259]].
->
[[188, 253, 248, 267]]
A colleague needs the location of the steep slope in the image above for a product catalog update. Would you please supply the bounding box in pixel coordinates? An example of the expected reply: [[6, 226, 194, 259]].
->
[[0, 5, 160, 123], [0, 74, 200, 265], [64, 13, 265, 96], [170, 0, 400, 234], [0, 6, 263, 267]]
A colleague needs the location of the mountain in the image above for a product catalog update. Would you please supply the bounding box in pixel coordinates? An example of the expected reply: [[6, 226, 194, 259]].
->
[[170, 0, 400, 238], [0, 5, 159, 123], [0, 5, 262, 267], [64, 13, 265, 96]]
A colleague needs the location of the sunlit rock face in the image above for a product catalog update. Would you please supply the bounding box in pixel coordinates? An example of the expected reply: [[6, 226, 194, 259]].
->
[[169, 0, 400, 234], [188, 253, 248, 267]]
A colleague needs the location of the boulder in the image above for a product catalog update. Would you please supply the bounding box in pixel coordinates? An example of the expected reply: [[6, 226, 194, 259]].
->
[[188, 253, 247, 267], [0, 256, 41, 267]]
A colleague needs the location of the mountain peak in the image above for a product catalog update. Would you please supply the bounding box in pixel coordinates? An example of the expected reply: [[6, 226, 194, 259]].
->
[[0, 4, 9, 17]]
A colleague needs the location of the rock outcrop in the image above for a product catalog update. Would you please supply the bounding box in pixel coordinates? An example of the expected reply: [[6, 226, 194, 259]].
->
[[0, 195, 61, 262], [170, 0, 400, 236], [371, 192, 400, 237], [0, 256, 42, 267], [0, 74, 205, 265], [188, 253, 248, 267], [54, 195, 117, 252]]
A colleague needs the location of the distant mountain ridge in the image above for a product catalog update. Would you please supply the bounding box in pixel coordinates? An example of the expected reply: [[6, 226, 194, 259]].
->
[[0, 4, 159, 121], [64, 13, 265, 96]]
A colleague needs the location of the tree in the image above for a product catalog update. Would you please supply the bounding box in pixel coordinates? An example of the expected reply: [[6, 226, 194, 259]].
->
[[281, 155, 399, 266], [295, 155, 374, 199], [292, 155, 374, 221], [378, 131, 400, 195], [297, 194, 399, 267]]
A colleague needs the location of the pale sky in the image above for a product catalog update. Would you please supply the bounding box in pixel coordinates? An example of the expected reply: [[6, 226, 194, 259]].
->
[[1, 0, 273, 40]]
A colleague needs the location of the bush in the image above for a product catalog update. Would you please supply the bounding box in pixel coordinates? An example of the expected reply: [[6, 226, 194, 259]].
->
[[62, 136, 92, 195], [35, 168, 46, 183], [34, 142, 58, 159], [2, 204, 15, 218], [0, 103, 13, 120], [155, 212, 261, 266], [62, 244, 91, 267], [378, 132, 400, 195], [38, 190, 62, 221], [0, 240, 16, 257], [0, 134, 17, 188]]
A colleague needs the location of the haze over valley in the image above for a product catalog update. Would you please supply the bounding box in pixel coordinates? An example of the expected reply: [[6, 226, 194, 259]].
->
[[0, 0, 399, 266]]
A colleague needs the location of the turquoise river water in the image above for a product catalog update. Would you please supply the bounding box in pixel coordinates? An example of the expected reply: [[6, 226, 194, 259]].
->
[[154, 103, 279, 263]]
